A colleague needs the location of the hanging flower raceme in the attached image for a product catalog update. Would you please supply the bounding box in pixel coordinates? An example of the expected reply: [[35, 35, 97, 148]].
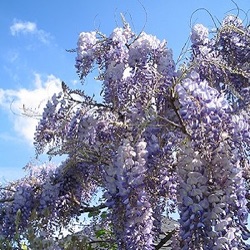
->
[[191, 15, 250, 113], [177, 146, 210, 249], [175, 65, 249, 248], [177, 16, 250, 245], [176, 69, 231, 149], [75, 31, 98, 78], [104, 138, 155, 249]]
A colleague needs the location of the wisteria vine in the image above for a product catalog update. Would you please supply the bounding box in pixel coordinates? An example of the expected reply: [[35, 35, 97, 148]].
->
[[0, 12, 249, 250]]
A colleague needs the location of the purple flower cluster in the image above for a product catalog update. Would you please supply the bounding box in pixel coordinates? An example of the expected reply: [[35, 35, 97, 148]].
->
[[104, 138, 155, 249], [1, 13, 250, 250], [191, 15, 250, 112], [0, 182, 35, 238], [177, 141, 250, 249], [75, 22, 175, 110], [0, 161, 97, 241], [176, 70, 231, 149], [75, 31, 98, 78], [177, 147, 209, 248], [175, 15, 250, 249], [191, 24, 209, 44]]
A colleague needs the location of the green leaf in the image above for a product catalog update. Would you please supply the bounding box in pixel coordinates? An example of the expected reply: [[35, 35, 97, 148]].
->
[[95, 229, 107, 238], [88, 210, 100, 218], [21, 242, 28, 250], [100, 211, 108, 219]]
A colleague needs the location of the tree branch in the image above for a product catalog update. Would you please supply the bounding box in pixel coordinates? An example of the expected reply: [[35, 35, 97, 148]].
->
[[79, 203, 107, 213], [169, 91, 191, 137], [0, 197, 14, 203], [154, 230, 175, 250]]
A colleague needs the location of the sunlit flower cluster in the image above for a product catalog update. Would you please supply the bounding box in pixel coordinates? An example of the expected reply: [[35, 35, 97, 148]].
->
[[75, 31, 98, 77], [191, 24, 209, 44]]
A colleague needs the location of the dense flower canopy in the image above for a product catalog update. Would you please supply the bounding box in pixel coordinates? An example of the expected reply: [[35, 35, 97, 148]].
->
[[0, 13, 250, 250]]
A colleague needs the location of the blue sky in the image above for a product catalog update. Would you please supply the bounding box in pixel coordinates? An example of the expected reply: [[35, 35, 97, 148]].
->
[[0, 0, 249, 182]]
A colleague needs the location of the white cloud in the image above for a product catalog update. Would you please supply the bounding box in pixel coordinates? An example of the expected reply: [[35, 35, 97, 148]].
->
[[0, 74, 62, 145], [10, 20, 36, 35], [10, 19, 51, 44]]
